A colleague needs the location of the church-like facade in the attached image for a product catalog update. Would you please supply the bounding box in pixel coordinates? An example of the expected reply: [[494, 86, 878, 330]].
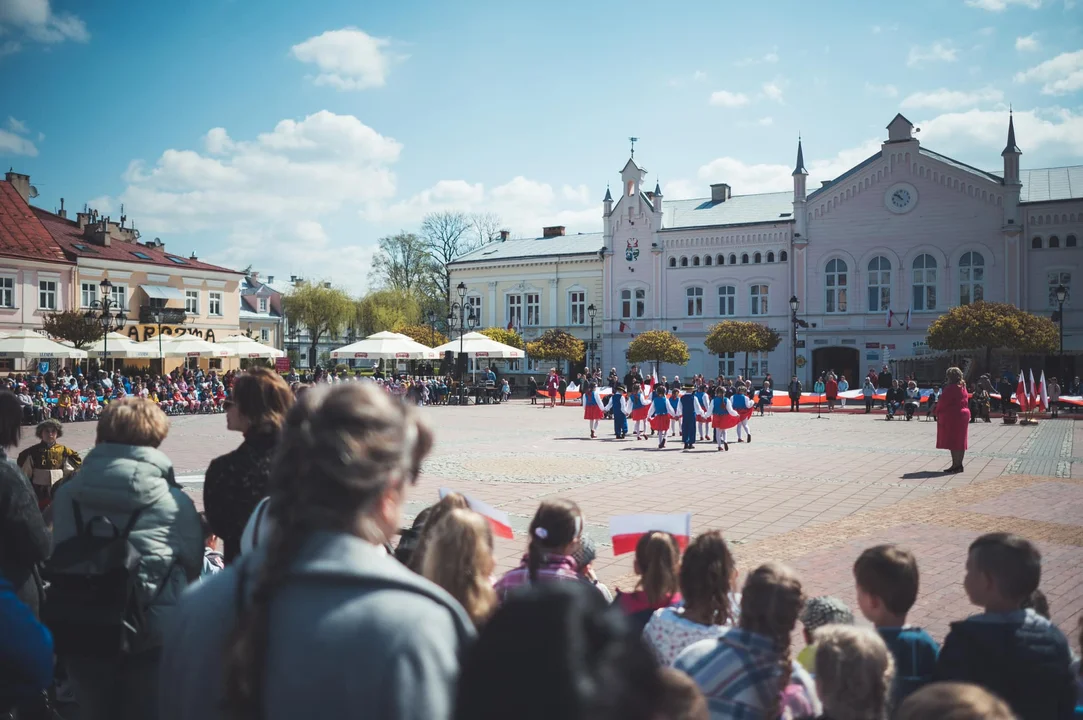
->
[[602, 113, 1081, 385]]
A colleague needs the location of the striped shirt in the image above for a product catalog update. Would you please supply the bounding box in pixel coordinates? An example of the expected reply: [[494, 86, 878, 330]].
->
[[493, 554, 595, 601]]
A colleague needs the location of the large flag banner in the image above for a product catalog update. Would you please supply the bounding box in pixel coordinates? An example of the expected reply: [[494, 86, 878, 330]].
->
[[439, 488, 514, 539], [609, 513, 691, 556], [1029, 369, 1039, 409], [1039, 371, 1049, 411], [1016, 370, 1029, 413]]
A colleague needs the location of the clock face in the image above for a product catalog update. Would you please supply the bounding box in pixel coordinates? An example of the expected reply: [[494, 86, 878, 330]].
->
[[885, 183, 917, 214]]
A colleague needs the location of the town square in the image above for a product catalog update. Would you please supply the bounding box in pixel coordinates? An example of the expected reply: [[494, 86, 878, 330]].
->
[[2, 0, 1083, 717]]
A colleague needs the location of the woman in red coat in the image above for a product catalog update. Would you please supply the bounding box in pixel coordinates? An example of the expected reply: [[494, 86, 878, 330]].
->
[[936, 366, 971, 473]]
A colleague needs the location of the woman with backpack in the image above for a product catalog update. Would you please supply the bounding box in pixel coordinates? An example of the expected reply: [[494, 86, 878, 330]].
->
[[48, 398, 203, 720]]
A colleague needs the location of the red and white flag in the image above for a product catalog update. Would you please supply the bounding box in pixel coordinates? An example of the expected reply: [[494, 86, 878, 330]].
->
[[1039, 371, 1049, 411], [885, 309, 892, 327], [609, 513, 691, 556], [619, 321, 628, 333], [905, 307, 912, 330], [439, 488, 514, 539], [1015, 371, 1029, 413], [1029, 369, 1039, 410]]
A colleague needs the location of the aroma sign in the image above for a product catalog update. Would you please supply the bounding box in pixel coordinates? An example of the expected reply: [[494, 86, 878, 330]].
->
[[126, 325, 219, 344]]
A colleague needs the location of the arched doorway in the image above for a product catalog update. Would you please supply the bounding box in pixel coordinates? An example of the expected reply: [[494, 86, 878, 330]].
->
[[812, 347, 860, 388]]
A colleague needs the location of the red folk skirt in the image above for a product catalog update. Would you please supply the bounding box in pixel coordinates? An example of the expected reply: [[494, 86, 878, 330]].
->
[[583, 404, 605, 421], [712, 413, 740, 430], [630, 406, 650, 421], [649, 414, 672, 431]]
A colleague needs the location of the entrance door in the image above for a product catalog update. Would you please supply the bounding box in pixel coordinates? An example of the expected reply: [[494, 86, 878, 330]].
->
[[812, 347, 860, 388]]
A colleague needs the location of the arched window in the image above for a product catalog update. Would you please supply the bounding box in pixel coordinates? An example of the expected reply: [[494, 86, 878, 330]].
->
[[912, 254, 937, 311], [692, 256, 701, 266], [704, 255, 713, 266], [680, 256, 689, 267], [668, 257, 677, 268], [779, 250, 788, 261], [729, 254, 737, 265], [717, 254, 725, 265], [718, 285, 735, 316], [753, 252, 762, 264], [825, 258, 848, 313], [686, 286, 704, 317], [867, 256, 891, 312], [766, 251, 775, 263], [1032, 236, 1042, 249], [959, 251, 985, 305], [750, 284, 768, 315], [741, 253, 749, 264], [1067, 234, 1078, 248], [1049, 236, 1060, 248]]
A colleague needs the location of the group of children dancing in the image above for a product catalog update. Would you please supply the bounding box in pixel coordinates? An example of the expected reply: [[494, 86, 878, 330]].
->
[[581, 381, 757, 450]]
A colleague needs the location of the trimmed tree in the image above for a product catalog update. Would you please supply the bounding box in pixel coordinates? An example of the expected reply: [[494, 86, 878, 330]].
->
[[526, 329, 585, 374], [43, 310, 105, 348], [926, 301, 1058, 371], [625, 330, 690, 376], [393, 323, 448, 347], [704, 320, 782, 378], [478, 327, 523, 349]]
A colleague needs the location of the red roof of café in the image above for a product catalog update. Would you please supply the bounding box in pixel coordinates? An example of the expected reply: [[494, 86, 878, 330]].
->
[[0, 181, 73, 264]]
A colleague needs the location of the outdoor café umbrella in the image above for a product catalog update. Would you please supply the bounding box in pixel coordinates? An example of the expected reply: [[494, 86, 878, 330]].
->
[[330, 331, 437, 360], [430, 331, 524, 359], [216, 334, 285, 359], [139, 334, 238, 359], [0, 328, 88, 359], [85, 331, 157, 359]]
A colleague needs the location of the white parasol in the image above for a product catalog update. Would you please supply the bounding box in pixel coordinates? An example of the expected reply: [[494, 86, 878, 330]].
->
[[430, 331, 524, 359], [330, 331, 437, 360], [139, 333, 238, 359], [85, 331, 157, 358], [0, 328, 88, 359], [215, 334, 285, 359]]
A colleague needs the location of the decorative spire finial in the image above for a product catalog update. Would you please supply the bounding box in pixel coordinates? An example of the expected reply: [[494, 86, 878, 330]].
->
[[629, 136, 638, 159]]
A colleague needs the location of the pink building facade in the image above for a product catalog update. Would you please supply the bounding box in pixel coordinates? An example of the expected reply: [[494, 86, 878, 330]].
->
[[601, 113, 1081, 385]]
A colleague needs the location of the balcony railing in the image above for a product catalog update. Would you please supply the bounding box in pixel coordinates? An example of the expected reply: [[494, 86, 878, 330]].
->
[[139, 306, 188, 325]]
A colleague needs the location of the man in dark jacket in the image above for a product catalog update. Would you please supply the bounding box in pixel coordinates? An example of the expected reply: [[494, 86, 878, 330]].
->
[[623, 366, 643, 393], [997, 375, 1014, 413], [877, 366, 893, 409], [788, 376, 802, 412]]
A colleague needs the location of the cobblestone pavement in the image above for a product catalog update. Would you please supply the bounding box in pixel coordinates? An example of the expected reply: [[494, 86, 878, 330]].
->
[[25, 402, 1082, 641]]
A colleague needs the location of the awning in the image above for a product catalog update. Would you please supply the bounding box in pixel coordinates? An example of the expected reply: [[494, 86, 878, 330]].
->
[[141, 285, 185, 301]]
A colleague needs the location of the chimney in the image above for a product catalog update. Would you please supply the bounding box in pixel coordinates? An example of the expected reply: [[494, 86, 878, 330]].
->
[[4, 171, 31, 203], [710, 183, 731, 203], [267, 275, 275, 284], [190, 251, 198, 260], [58, 198, 67, 219], [499, 230, 510, 242], [542, 225, 566, 238], [84, 217, 111, 247], [323, 282, 331, 288]]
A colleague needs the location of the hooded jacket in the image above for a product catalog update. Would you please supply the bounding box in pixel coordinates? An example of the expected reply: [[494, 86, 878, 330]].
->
[[935, 609, 1075, 720], [50, 443, 203, 653]]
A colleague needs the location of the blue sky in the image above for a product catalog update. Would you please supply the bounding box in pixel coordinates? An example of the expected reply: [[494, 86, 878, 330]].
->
[[2, 0, 1081, 293]]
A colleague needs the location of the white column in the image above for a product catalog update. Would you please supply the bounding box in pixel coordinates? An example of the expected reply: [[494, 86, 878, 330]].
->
[[549, 278, 559, 328], [487, 282, 497, 328]]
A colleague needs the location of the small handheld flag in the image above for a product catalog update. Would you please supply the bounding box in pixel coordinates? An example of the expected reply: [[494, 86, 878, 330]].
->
[[439, 488, 514, 539], [609, 513, 691, 556]]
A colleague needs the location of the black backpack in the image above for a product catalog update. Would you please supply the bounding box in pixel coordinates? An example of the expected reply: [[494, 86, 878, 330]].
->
[[41, 502, 147, 657]]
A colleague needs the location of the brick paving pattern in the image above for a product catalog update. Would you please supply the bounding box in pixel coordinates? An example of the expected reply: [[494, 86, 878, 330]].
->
[[24, 401, 1082, 641]]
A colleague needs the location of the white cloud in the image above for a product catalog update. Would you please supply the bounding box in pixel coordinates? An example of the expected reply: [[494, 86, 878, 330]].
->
[[734, 50, 779, 67], [757, 116, 774, 126], [203, 128, 233, 155], [0, 115, 36, 155], [562, 184, 592, 204], [290, 27, 401, 90], [978, 26, 997, 36], [709, 90, 750, 107], [872, 25, 882, 33], [900, 86, 1003, 110], [1015, 33, 1040, 51], [964, 0, 1041, 10], [865, 82, 899, 98], [0, 0, 88, 55], [762, 81, 784, 103], [6, 117, 28, 134], [918, 107, 1083, 158], [1014, 49, 1083, 95], [693, 70, 707, 81], [669, 70, 708, 87], [907, 42, 958, 66]]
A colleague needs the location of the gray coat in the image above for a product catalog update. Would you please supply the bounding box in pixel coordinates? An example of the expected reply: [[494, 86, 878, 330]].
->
[[159, 531, 476, 720], [50, 443, 203, 651]]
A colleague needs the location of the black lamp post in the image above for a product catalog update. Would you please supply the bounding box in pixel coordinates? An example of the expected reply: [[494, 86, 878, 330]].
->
[[587, 303, 597, 372], [789, 295, 800, 380], [146, 306, 167, 374], [427, 310, 437, 347], [1055, 284, 1068, 377], [84, 279, 127, 374], [449, 282, 478, 403]]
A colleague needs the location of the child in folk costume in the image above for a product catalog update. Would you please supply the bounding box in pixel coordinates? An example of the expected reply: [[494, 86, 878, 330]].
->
[[730, 382, 755, 443], [678, 386, 706, 449], [629, 382, 651, 440], [694, 384, 711, 441], [604, 385, 631, 439], [647, 387, 674, 448], [667, 387, 682, 437], [581, 381, 606, 439], [711, 391, 740, 451]]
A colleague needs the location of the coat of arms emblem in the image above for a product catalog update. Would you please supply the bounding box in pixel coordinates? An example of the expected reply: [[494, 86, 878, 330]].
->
[[625, 238, 640, 262]]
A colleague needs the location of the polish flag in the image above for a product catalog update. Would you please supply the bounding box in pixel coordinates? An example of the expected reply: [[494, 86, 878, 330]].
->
[[1039, 370, 1049, 411], [1029, 369, 1039, 410], [1015, 371, 1028, 413], [885, 309, 892, 327], [609, 513, 691, 556], [439, 488, 514, 539], [619, 321, 628, 333], [905, 307, 912, 330]]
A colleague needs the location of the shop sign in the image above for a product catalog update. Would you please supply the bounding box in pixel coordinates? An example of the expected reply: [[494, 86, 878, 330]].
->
[[126, 325, 219, 343]]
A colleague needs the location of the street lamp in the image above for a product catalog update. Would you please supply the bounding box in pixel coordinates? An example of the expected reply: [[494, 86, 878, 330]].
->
[[146, 307, 167, 374], [587, 303, 597, 372], [1055, 284, 1068, 374], [789, 295, 801, 380], [84, 278, 128, 374], [427, 310, 437, 347], [449, 282, 478, 404]]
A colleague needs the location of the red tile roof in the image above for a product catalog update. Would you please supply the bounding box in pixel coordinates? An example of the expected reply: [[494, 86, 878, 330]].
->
[[32, 207, 240, 274], [0, 181, 73, 264]]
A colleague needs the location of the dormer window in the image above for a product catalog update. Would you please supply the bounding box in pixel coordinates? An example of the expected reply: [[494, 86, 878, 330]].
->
[[626, 180, 635, 197]]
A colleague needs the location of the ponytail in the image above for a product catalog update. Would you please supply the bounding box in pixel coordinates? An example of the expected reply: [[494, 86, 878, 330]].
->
[[636, 532, 681, 606], [526, 499, 583, 584]]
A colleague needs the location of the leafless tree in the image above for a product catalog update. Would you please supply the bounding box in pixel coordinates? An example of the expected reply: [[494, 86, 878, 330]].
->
[[471, 212, 505, 246], [420, 211, 474, 307]]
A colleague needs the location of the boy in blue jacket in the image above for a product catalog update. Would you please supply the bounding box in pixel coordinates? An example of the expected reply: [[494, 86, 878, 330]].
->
[[0, 574, 54, 713]]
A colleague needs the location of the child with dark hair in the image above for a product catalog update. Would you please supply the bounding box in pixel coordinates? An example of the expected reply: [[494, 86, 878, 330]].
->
[[935, 532, 1076, 719], [614, 532, 683, 634], [454, 582, 664, 720], [654, 668, 708, 720], [494, 499, 597, 601], [643, 531, 738, 666], [852, 544, 939, 706]]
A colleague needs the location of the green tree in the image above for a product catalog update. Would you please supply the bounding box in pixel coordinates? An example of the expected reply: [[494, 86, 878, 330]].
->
[[926, 301, 1058, 372], [526, 329, 585, 374], [478, 326, 523, 349], [626, 330, 690, 375], [42, 310, 105, 348], [394, 322, 448, 347], [704, 320, 782, 378], [355, 289, 422, 336], [282, 282, 355, 367], [369, 232, 440, 296]]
